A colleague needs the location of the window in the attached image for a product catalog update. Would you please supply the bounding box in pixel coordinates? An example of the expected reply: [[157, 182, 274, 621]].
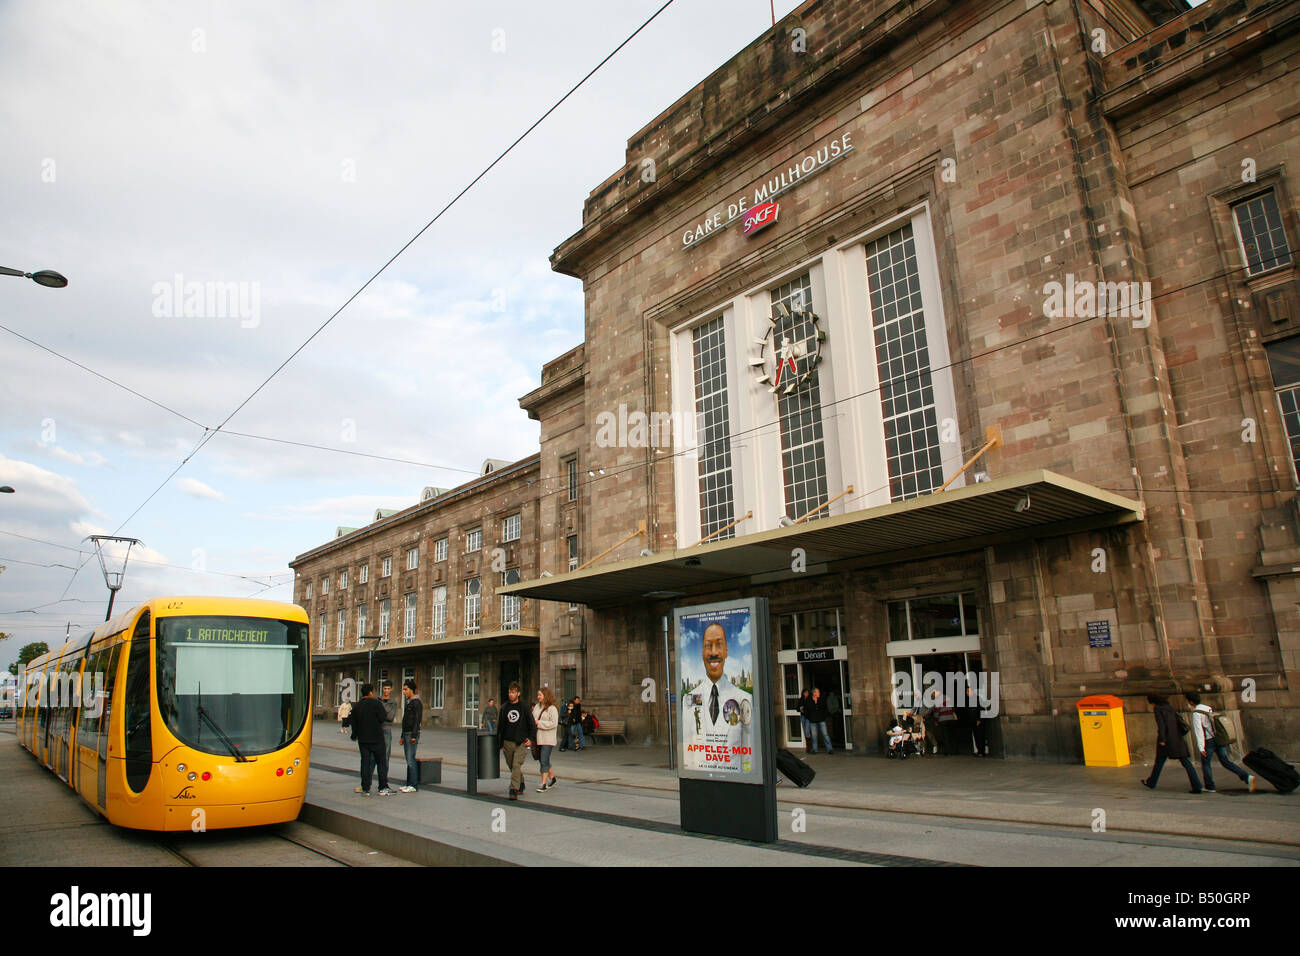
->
[[1234, 191, 1293, 275], [406, 547, 419, 571], [1267, 337, 1300, 484], [501, 569, 521, 628], [434, 537, 448, 563], [305, 580, 313, 599], [501, 514, 521, 543], [567, 536, 579, 611], [431, 586, 447, 638], [382, 555, 393, 578], [318, 615, 326, 650], [379, 599, 390, 644], [771, 272, 830, 519], [430, 663, 445, 709], [336, 612, 345, 648], [463, 662, 480, 727], [567, 457, 578, 501], [465, 578, 481, 634], [888, 592, 980, 641], [466, 528, 482, 553], [356, 605, 368, 646], [339, 569, 348, 590], [866, 224, 944, 500], [321, 576, 329, 595], [692, 315, 736, 540], [359, 564, 369, 585], [403, 593, 417, 642]]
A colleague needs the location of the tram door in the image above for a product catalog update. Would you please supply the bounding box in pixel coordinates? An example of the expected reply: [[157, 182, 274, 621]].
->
[[97, 642, 123, 809]]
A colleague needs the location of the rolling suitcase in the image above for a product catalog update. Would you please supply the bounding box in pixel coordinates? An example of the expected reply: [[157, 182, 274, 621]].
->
[[776, 748, 815, 788], [1243, 748, 1300, 794]]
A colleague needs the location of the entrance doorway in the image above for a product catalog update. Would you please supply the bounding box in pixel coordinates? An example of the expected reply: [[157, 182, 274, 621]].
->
[[774, 607, 853, 751], [891, 651, 984, 755], [803, 660, 849, 750]]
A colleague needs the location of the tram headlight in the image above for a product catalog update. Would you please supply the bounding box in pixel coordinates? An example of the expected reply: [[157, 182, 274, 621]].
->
[[293, 758, 301, 766], [187, 772, 197, 781], [177, 763, 187, 773], [286, 767, 293, 775]]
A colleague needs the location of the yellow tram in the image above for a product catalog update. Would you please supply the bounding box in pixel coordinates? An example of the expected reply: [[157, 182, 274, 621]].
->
[[17, 596, 312, 831]]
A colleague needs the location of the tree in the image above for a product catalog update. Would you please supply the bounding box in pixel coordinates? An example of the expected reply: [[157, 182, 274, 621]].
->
[[8, 642, 49, 676]]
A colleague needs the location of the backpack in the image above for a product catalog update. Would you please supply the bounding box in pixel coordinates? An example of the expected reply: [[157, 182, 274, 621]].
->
[[1174, 711, 1190, 737], [1212, 714, 1234, 747]]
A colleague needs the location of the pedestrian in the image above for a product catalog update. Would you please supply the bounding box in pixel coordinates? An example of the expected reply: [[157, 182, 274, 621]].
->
[[343, 683, 391, 795], [398, 679, 423, 793], [380, 681, 398, 771], [533, 687, 560, 792], [807, 687, 833, 754], [557, 696, 572, 751], [796, 689, 813, 754], [1141, 694, 1203, 794], [917, 703, 943, 755], [568, 695, 585, 750], [497, 683, 536, 800], [1187, 692, 1255, 793], [482, 697, 499, 735]]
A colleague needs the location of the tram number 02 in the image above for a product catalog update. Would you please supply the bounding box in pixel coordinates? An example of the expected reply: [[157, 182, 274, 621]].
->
[[166, 601, 185, 610]]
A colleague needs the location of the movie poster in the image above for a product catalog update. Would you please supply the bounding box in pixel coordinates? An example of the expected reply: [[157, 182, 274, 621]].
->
[[676, 600, 764, 783]]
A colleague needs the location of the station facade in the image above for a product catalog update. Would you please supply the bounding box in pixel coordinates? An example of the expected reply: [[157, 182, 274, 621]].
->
[[291, 456, 543, 729], [500, 0, 1300, 761]]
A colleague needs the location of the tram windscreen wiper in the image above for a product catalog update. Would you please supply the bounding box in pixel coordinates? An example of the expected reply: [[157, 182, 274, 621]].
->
[[197, 684, 249, 762]]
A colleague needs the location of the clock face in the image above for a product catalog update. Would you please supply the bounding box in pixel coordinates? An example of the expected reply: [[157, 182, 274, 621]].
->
[[750, 301, 825, 395]]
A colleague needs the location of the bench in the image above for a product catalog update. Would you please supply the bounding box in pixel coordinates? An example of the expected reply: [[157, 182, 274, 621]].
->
[[416, 757, 443, 785], [590, 719, 627, 745]]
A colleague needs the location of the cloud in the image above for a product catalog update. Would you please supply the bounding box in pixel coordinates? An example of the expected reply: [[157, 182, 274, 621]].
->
[[177, 477, 225, 501]]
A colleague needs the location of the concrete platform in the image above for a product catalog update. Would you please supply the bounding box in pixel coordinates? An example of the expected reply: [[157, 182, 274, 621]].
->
[[308, 723, 1300, 866]]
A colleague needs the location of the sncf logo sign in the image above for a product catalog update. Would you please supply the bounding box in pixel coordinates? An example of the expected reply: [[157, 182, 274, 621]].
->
[[743, 201, 779, 237]]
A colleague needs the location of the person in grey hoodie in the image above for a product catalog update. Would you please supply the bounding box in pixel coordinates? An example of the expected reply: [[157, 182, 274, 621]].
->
[[1187, 692, 1255, 793]]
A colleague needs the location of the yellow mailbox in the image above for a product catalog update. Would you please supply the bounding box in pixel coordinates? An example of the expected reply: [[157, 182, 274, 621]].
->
[[1077, 694, 1130, 767]]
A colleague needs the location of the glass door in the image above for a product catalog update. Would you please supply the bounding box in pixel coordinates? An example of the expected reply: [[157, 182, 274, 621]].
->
[[463, 662, 480, 728]]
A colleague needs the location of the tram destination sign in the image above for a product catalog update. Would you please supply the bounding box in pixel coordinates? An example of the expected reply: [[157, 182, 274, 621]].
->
[[179, 625, 271, 644]]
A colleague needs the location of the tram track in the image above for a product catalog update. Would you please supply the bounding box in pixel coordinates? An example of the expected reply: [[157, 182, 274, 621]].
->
[[151, 824, 355, 867]]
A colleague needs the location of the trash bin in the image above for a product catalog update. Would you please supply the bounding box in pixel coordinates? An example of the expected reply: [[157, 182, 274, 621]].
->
[[477, 733, 500, 780], [1076, 694, 1129, 767]]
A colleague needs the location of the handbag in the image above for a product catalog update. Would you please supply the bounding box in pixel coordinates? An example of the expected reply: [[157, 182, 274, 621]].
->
[[530, 742, 542, 760]]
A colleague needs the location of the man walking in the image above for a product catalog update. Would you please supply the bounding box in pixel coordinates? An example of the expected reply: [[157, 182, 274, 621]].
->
[[398, 679, 423, 793], [497, 682, 536, 800], [1187, 692, 1255, 793], [344, 684, 391, 795], [808, 687, 833, 755]]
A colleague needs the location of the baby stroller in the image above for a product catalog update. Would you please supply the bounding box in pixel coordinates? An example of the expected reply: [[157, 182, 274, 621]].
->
[[885, 714, 928, 758]]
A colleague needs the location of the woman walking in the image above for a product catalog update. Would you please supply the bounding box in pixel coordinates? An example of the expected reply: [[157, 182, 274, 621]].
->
[[1141, 693, 1203, 794], [533, 687, 560, 793]]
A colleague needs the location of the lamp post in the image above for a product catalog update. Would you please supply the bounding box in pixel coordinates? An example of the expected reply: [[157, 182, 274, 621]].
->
[[359, 634, 384, 686], [0, 487, 14, 494], [85, 535, 143, 621], [0, 266, 68, 288]]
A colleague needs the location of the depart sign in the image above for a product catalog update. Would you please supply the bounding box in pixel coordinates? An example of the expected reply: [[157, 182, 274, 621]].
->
[[680, 131, 854, 249]]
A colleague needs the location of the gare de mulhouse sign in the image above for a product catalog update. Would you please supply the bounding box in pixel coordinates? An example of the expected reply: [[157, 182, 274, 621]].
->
[[680, 131, 854, 249]]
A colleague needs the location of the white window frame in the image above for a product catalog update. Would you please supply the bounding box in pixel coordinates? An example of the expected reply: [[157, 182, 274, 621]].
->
[[465, 577, 481, 634], [321, 576, 329, 595], [382, 555, 393, 578], [430, 663, 445, 709], [356, 605, 368, 646], [317, 615, 326, 651], [431, 585, 447, 638], [668, 203, 961, 543], [339, 569, 348, 590], [466, 528, 482, 553], [406, 547, 419, 571], [359, 564, 369, 585], [434, 537, 448, 563], [403, 592, 417, 642], [379, 598, 391, 644], [501, 514, 521, 543], [305, 580, 313, 599], [501, 569, 521, 628]]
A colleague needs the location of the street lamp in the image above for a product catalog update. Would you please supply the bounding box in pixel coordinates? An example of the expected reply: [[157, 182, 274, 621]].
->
[[0, 266, 68, 288], [359, 634, 385, 686], [85, 534, 143, 621], [0, 487, 14, 494]]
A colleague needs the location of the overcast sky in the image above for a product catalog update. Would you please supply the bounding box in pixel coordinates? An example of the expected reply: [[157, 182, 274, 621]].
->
[[0, 0, 818, 667]]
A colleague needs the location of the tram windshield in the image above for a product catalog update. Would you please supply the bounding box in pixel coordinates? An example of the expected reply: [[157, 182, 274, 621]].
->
[[155, 616, 309, 757]]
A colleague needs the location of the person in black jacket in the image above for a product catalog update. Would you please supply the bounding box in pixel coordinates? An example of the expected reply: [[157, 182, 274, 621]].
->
[[568, 696, 585, 751], [497, 682, 537, 800], [807, 688, 833, 755], [398, 680, 423, 793], [343, 684, 391, 795], [1141, 694, 1202, 794]]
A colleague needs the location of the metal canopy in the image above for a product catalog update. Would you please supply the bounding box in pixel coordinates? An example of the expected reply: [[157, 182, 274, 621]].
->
[[500, 470, 1143, 608]]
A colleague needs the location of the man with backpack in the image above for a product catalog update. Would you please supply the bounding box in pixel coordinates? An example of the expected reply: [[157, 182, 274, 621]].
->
[[1187, 692, 1256, 793], [1140, 693, 1203, 794]]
